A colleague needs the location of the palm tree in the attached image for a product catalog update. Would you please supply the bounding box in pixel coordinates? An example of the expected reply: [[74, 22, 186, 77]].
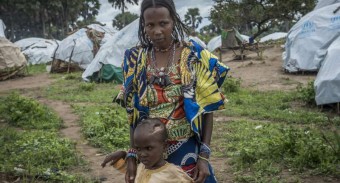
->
[[184, 8, 202, 34], [108, 0, 138, 26]]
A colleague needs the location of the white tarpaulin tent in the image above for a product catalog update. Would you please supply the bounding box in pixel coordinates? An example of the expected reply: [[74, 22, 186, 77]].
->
[[0, 19, 6, 38], [15, 38, 59, 65], [314, 33, 340, 105], [314, 0, 340, 10], [82, 19, 140, 82], [283, 4, 340, 72], [207, 34, 249, 52], [207, 35, 221, 52], [55, 24, 113, 69], [260, 32, 287, 43]]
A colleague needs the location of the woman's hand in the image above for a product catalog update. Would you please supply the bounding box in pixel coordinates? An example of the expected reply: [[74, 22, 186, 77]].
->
[[125, 157, 137, 183], [193, 156, 210, 183]]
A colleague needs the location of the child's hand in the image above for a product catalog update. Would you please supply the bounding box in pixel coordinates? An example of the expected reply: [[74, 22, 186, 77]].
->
[[101, 151, 127, 168]]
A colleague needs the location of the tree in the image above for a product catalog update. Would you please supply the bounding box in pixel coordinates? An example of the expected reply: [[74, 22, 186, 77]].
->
[[0, 0, 100, 41], [184, 8, 202, 34], [108, 0, 138, 26], [112, 12, 138, 30], [210, 0, 317, 39]]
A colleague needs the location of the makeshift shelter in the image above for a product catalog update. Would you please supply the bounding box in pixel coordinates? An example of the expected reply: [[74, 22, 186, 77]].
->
[[260, 32, 287, 43], [283, 4, 340, 72], [15, 38, 59, 65], [0, 19, 5, 38], [314, 33, 340, 107], [82, 19, 140, 83], [52, 24, 113, 73], [0, 38, 27, 80]]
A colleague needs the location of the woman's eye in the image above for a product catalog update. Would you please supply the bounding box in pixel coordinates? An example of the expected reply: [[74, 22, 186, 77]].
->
[[136, 147, 141, 151], [147, 147, 153, 150]]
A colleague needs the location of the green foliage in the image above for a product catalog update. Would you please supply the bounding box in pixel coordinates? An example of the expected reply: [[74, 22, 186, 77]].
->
[[184, 8, 202, 33], [1, 0, 100, 40], [296, 81, 316, 106], [27, 64, 47, 75], [74, 104, 129, 152], [210, 0, 317, 38], [0, 128, 85, 182], [221, 76, 241, 93], [44, 74, 118, 103], [223, 88, 340, 125], [112, 11, 138, 30], [213, 120, 340, 181], [0, 93, 61, 130], [78, 82, 96, 92]]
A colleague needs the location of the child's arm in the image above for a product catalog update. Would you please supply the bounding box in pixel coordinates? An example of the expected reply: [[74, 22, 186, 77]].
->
[[101, 150, 127, 168]]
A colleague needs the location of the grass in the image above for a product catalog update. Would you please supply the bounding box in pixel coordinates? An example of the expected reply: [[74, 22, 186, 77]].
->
[[42, 72, 119, 103], [0, 94, 89, 182], [223, 89, 340, 125], [26, 64, 47, 75]]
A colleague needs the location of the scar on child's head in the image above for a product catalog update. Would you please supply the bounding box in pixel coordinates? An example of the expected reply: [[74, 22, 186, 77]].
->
[[136, 118, 168, 141]]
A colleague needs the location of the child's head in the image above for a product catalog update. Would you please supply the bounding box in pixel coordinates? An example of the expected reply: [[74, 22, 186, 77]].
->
[[134, 118, 168, 169]]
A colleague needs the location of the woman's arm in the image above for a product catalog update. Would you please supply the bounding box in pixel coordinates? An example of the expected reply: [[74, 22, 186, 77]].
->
[[201, 112, 213, 147], [193, 113, 213, 183]]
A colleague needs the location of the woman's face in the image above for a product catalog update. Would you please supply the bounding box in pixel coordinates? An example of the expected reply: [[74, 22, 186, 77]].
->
[[143, 6, 174, 49], [134, 129, 166, 169]]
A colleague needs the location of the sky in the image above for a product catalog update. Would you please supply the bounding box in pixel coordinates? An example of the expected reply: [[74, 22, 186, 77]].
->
[[96, 0, 216, 30]]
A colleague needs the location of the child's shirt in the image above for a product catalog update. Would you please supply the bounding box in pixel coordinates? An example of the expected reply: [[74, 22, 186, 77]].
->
[[135, 162, 193, 183]]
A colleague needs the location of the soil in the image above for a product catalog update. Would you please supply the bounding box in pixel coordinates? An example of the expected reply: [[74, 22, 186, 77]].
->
[[0, 46, 335, 183]]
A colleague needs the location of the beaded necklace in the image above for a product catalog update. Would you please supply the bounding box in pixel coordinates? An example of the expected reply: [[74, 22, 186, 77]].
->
[[149, 43, 176, 87]]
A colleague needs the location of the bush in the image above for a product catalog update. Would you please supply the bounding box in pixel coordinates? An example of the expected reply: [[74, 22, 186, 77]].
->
[[221, 76, 242, 93], [296, 81, 316, 106]]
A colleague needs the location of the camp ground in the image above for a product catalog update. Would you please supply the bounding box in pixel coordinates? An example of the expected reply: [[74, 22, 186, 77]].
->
[[1, 1, 340, 183]]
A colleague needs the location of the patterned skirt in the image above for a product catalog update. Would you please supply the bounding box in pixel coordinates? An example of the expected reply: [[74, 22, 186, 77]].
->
[[166, 136, 217, 183]]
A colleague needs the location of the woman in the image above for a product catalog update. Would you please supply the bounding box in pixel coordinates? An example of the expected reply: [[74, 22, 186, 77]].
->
[[115, 0, 229, 182]]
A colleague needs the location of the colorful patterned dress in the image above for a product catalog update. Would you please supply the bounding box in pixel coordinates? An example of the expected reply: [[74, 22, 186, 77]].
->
[[115, 40, 229, 183]]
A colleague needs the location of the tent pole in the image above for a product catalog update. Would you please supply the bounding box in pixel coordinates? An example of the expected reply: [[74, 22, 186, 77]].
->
[[337, 102, 339, 114], [68, 40, 77, 74]]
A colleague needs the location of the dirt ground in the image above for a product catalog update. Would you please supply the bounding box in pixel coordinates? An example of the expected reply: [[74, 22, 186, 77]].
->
[[221, 46, 316, 91], [0, 46, 320, 183]]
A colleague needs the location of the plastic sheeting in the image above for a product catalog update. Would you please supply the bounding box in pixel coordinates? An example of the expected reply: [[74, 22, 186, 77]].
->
[[314, 33, 340, 105], [15, 38, 59, 65], [0, 19, 6, 38], [207, 35, 221, 52], [55, 24, 112, 69], [206, 34, 250, 52], [0, 38, 27, 70], [283, 4, 340, 72], [82, 19, 140, 81], [260, 32, 287, 43], [314, 0, 340, 10]]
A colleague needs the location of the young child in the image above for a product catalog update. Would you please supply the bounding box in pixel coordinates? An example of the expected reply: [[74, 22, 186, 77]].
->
[[101, 118, 193, 183]]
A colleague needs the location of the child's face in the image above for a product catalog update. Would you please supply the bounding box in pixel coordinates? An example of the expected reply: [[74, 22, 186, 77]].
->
[[134, 131, 166, 169]]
